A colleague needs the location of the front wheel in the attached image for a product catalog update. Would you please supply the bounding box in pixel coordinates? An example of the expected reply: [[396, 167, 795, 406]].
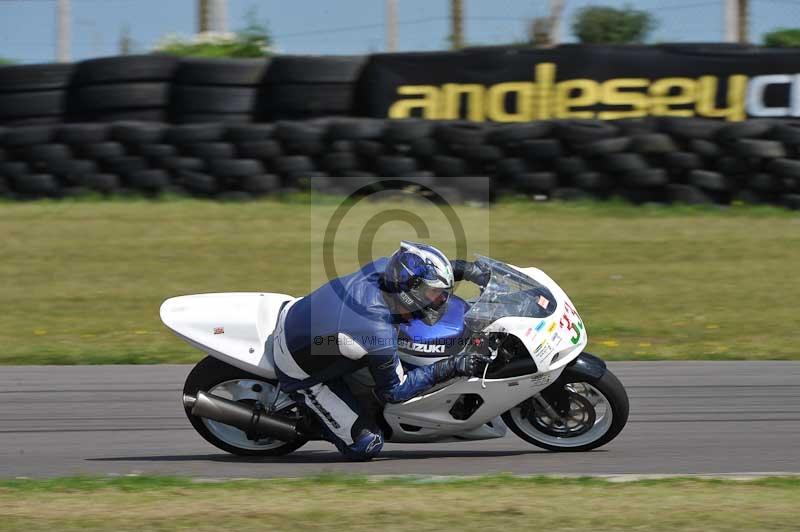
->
[[183, 356, 308, 456], [502, 369, 629, 452]]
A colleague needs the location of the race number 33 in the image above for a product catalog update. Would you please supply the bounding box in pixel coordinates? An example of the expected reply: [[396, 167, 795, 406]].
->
[[560, 301, 584, 345]]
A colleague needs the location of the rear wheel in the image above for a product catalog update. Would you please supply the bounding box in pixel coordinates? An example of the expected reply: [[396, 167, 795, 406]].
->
[[183, 356, 308, 456], [502, 369, 629, 451]]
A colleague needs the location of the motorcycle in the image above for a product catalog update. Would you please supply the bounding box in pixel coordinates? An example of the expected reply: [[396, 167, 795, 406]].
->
[[160, 256, 629, 456]]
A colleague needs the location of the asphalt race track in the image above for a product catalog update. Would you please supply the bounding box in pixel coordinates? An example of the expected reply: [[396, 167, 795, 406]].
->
[[1, 362, 799, 478]]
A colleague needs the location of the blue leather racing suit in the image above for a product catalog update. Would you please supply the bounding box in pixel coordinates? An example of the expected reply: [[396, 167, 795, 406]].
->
[[272, 258, 452, 461]]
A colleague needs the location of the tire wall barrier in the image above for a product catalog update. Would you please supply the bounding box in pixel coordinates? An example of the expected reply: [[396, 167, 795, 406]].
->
[[1, 49, 800, 208], [0, 54, 368, 126], [1, 116, 799, 208]]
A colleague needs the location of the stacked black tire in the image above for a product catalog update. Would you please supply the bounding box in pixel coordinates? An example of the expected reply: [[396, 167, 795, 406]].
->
[[0, 63, 74, 126], [163, 122, 277, 198], [0, 121, 278, 198], [261, 56, 367, 119], [0, 55, 368, 125], [2, 117, 800, 207], [170, 58, 270, 124], [68, 55, 178, 123], [0, 122, 157, 197]]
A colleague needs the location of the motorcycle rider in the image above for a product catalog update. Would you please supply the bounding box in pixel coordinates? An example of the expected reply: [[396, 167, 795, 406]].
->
[[273, 241, 490, 461]]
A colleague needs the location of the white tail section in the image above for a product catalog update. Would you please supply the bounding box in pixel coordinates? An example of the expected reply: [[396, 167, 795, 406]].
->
[[160, 292, 294, 379]]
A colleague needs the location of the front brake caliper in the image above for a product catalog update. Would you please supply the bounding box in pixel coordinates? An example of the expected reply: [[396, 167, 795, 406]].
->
[[541, 386, 573, 417]]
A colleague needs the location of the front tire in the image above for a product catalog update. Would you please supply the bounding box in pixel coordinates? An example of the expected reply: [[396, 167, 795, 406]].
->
[[502, 369, 629, 452], [183, 356, 308, 456]]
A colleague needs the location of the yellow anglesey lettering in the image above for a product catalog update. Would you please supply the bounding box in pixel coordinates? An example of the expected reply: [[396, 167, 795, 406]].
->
[[598, 78, 650, 120], [648, 77, 696, 117], [486, 82, 534, 122], [442, 83, 486, 121], [696, 75, 747, 121], [534, 62, 556, 120], [388, 85, 442, 119], [554, 79, 599, 119], [388, 62, 773, 122]]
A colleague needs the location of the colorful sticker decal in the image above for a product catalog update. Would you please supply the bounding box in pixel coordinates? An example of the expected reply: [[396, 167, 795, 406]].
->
[[525, 327, 532, 337], [537, 295, 549, 309], [535, 320, 546, 333], [213, 327, 224, 335], [547, 322, 557, 334], [559, 310, 585, 345]]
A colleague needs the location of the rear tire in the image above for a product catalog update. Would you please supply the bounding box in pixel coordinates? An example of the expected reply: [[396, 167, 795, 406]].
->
[[183, 356, 307, 456], [502, 369, 629, 452]]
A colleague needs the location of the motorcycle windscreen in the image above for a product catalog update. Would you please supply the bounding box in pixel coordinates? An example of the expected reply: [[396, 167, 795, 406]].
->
[[464, 256, 558, 332]]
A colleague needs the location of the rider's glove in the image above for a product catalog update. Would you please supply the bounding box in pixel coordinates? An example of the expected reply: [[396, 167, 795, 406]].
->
[[431, 353, 492, 382], [451, 260, 490, 287]]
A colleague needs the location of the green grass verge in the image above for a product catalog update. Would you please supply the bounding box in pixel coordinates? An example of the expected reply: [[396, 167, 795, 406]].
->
[[1, 196, 798, 364], [1, 474, 798, 531]]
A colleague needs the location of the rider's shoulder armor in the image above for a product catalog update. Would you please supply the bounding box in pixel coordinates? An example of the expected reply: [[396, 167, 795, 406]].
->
[[283, 258, 396, 362]]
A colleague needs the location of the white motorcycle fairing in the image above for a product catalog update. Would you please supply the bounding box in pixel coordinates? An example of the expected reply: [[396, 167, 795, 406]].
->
[[159, 292, 293, 380], [161, 259, 589, 444], [381, 264, 588, 443]]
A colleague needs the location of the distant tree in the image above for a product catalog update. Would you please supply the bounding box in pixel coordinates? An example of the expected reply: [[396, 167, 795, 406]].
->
[[572, 5, 657, 44], [764, 28, 800, 47], [0, 57, 15, 65]]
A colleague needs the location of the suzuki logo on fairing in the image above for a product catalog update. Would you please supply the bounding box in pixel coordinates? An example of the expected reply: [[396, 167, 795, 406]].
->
[[398, 339, 446, 353]]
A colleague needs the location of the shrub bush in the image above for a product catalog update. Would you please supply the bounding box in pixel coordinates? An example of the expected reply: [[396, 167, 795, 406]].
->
[[154, 9, 272, 58], [764, 28, 800, 48]]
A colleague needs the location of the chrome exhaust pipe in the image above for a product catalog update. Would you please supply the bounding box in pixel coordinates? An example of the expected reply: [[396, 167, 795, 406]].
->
[[183, 391, 300, 442]]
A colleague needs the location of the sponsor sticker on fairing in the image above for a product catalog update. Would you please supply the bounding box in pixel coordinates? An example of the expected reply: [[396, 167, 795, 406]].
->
[[530, 373, 552, 386], [533, 341, 556, 362], [537, 295, 549, 309]]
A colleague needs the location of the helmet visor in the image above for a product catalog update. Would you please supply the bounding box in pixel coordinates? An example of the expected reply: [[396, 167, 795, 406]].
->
[[423, 286, 450, 310], [409, 285, 451, 325]]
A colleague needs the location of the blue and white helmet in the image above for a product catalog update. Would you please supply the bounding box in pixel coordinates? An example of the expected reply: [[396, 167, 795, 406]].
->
[[383, 241, 455, 325]]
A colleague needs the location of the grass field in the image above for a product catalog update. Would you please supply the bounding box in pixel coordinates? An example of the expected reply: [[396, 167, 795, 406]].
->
[[1, 196, 799, 364], [1, 474, 798, 531]]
